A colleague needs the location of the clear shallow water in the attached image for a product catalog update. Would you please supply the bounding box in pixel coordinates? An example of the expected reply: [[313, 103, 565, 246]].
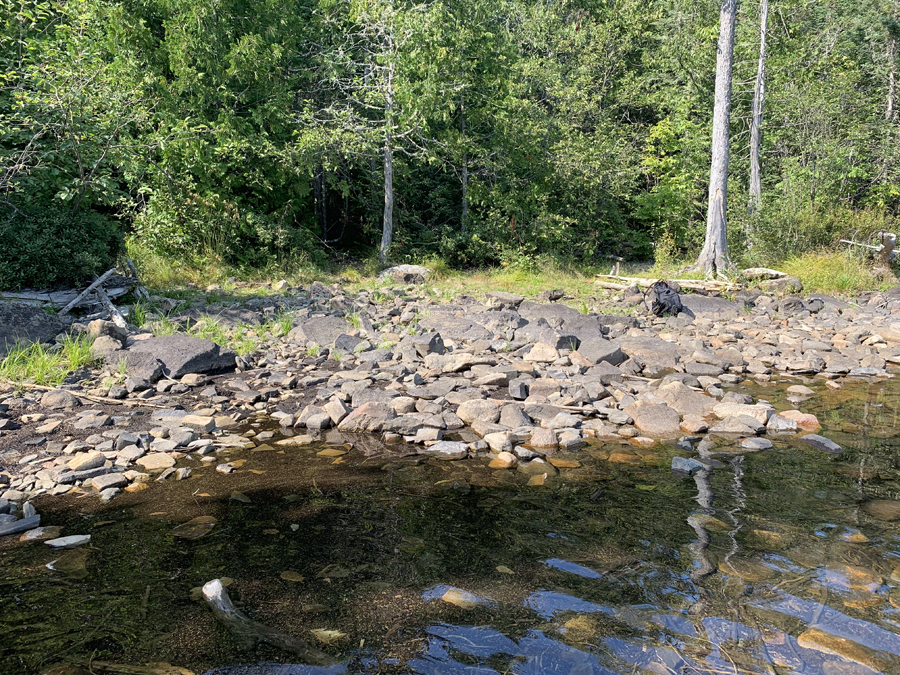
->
[[3, 377, 900, 674]]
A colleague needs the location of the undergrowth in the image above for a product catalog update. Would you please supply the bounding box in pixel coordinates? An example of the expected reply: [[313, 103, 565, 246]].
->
[[0, 335, 97, 386]]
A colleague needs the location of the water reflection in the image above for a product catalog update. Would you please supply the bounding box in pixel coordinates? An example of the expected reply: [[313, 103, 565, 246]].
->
[[6, 380, 900, 674]]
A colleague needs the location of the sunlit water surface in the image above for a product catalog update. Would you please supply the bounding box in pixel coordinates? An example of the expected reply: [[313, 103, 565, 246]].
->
[[4, 377, 900, 674]]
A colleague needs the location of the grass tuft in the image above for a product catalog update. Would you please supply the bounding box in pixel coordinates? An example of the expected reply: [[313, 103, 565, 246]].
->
[[780, 250, 896, 295], [0, 334, 96, 386]]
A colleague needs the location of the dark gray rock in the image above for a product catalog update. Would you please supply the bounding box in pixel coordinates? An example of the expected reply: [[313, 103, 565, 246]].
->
[[0, 303, 67, 357], [577, 338, 625, 366], [125, 335, 236, 378], [412, 332, 445, 357], [420, 314, 492, 342], [0, 514, 40, 537], [40, 389, 81, 410], [799, 434, 842, 455], [672, 457, 705, 475], [679, 294, 740, 320], [288, 316, 350, 346]]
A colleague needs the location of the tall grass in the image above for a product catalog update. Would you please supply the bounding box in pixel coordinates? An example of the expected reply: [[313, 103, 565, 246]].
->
[[0, 335, 97, 386]]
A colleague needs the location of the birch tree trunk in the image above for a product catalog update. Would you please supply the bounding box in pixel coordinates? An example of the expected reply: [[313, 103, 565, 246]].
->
[[380, 131, 394, 263], [379, 42, 396, 263], [695, 0, 737, 278], [748, 0, 768, 215], [460, 95, 468, 234], [888, 37, 896, 122]]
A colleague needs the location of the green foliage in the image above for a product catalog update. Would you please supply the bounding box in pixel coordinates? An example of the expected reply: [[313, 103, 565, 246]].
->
[[0, 205, 122, 289], [0, 334, 96, 385]]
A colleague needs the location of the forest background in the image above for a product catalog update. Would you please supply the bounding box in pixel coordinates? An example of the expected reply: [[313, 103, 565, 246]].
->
[[1, 0, 899, 290]]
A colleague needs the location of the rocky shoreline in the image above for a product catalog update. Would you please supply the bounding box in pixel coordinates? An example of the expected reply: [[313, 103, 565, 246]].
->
[[3, 276, 900, 539]]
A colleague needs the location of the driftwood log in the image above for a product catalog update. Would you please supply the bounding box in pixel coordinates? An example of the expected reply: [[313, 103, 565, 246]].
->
[[593, 275, 737, 292], [201, 579, 334, 666]]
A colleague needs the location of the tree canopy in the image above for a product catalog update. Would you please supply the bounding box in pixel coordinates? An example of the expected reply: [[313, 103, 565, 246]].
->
[[1, 0, 898, 287]]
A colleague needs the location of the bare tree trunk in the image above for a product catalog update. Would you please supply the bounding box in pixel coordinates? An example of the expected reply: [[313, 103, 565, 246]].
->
[[748, 0, 768, 215], [379, 56, 395, 264], [460, 96, 468, 234], [888, 37, 896, 122], [696, 0, 737, 278], [380, 134, 394, 263]]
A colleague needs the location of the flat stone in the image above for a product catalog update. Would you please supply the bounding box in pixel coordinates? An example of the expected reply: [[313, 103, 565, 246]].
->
[[524, 342, 560, 363], [798, 433, 842, 454], [862, 500, 900, 521], [180, 415, 216, 432], [418, 441, 468, 460], [91, 473, 128, 491], [0, 514, 40, 536], [656, 381, 717, 417], [67, 451, 105, 472], [766, 414, 798, 432], [337, 402, 397, 432], [576, 338, 625, 366], [712, 403, 774, 424], [46, 534, 91, 548], [126, 335, 236, 378], [740, 437, 773, 451], [136, 453, 176, 470], [73, 414, 111, 430], [529, 427, 558, 449]]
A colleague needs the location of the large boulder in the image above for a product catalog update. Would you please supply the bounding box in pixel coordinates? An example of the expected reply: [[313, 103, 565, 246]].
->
[[623, 400, 682, 438], [576, 338, 625, 366], [287, 316, 350, 346], [125, 336, 236, 378], [679, 295, 741, 320], [0, 302, 67, 357], [656, 381, 717, 418]]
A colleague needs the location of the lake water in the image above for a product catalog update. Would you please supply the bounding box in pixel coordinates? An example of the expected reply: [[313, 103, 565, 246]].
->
[[3, 377, 900, 674]]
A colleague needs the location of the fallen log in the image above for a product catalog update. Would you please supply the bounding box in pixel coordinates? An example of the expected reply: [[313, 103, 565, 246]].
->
[[202, 578, 334, 665], [593, 274, 737, 292], [58, 268, 118, 316]]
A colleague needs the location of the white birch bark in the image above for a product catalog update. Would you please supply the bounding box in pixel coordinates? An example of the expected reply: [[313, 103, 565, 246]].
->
[[696, 0, 737, 278], [748, 0, 768, 215]]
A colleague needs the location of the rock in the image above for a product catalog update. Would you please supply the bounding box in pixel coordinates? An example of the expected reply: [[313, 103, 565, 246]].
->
[[740, 437, 773, 451], [67, 451, 105, 472], [419, 441, 468, 460], [516, 457, 558, 476], [543, 412, 581, 429], [759, 276, 803, 294], [323, 397, 351, 424], [499, 405, 531, 428], [0, 302, 67, 357], [576, 338, 625, 366], [778, 409, 821, 429], [488, 451, 518, 469], [0, 514, 40, 536], [87, 319, 128, 342], [73, 413, 111, 430], [40, 389, 82, 410], [171, 515, 217, 539], [412, 332, 445, 357], [656, 381, 717, 417], [797, 627, 894, 673], [766, 414, 798, 432], [709, 415, 764, 436], [798, 433, 842, 454], [91, 473, 127, 491], [180, 415, 216, 432], [672, 457, 705, 474], [440, 587, 482, 609], [46, 534, 91, 548], [508, 379, 530, 399], [287, 316, 350, 346], [486, 292, 524, 308], [483, 432, 513, 453], [125, 335, 236, 378], [679, 295, 740, 319], [862, 500, 900, 521], [623, 400, 681, 438], [712, 403, 774, 424], [136, 453, 176, 470], [524, 342, 560, 363], [456, 399, 500, 425], [337, 402, 397, 432], [380, 264, 431, 284], [529, 427, 558, 449]]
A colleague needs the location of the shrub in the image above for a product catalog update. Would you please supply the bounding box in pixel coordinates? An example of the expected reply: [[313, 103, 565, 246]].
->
[[0, 205, 123, 290]]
